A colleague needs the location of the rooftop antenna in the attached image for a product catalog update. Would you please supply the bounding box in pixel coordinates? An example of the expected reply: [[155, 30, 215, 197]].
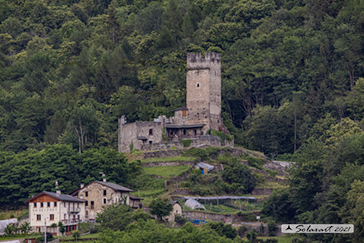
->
[[99, 172, 106, 182]]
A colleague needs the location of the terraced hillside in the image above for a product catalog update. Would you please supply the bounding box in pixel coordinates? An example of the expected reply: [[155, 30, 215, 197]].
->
[[127, 146, 289, 220]]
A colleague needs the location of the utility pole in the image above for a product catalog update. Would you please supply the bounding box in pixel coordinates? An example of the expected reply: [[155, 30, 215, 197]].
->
[[44, 218, 47, 243]]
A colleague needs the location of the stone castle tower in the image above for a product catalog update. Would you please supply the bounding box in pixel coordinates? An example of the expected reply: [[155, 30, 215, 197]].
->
[[186, 52, 222, 132]]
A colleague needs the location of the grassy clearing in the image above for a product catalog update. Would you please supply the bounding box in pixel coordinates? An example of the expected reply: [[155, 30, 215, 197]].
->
[[0, 209, 28, 220], [132, 174, 168, 205], [140, 156, 196, 163], [0, 233, 41, 241], [143, 165, 190, 177]]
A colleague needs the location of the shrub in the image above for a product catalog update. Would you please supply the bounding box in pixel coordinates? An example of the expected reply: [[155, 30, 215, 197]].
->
[[129, 141, 134, 152], [266, 169, 278, 177], [181, 139, 193, 147], [267, 220, 278, 236], [247, 156, 266, 170], [72, 230, 80, 241], [222, 163, 257, 193], [254, 173, 265, 184], [265, 239, 278, 243], [175, 215, 187, 224], [184, 147, 209, 160], [246, 229, 257, 243], [216, 154, 239, 166], [237, 225, 248, 237]]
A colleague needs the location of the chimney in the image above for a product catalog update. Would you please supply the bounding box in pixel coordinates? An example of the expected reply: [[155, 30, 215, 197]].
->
[[80, 183, 84, 188], [99, 172, 106, 182], [55, 180, 61, 194]]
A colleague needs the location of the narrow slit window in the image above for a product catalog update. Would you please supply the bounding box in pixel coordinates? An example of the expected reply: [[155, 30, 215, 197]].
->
[[197, 83, 200, 87]]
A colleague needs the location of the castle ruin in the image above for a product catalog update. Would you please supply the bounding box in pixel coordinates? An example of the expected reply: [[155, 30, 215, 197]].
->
[[118, 52, 233, 153]]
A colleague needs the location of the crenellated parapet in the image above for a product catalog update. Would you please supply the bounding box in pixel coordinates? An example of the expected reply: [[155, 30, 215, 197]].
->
[[187, 52, 221, 70]]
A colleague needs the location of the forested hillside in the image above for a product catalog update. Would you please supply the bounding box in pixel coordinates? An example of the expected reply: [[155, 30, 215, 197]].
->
[[3, 1, 364, 241], [1, 0, 364, 155]]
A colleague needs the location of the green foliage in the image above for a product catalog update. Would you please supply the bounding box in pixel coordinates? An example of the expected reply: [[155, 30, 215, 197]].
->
[[265, 169, 278, 177], [0, 145, 140, 207], [143, 165, 189, 177], [267, 220, 277, 236], [98, 220, 235, 242], [72, 230, 81, 241], [4, 224, 17, 237], [174, 215, 186, 224], [129, 141, 134, 153], [254, 173, 265, 184], [184, 147, 209, 160], [244, 155, 266, 170], [78, 222, 95, 234], [149, 197, 173, 220], [223, 163, 257, 193], [20, 222, 31, 234], [181, 139, 193, 147], [246, 229, 257, 243], [206, 221, 237, 239], [96, 204, 133, 231], [58, 221, 65, 235]]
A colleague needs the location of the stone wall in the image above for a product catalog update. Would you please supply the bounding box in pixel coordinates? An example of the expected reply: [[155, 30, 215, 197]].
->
[[183, 211, 234, 223], [118, 120, 164, 153], [182, 210, 263, 224], [142, 149, 185, 159]]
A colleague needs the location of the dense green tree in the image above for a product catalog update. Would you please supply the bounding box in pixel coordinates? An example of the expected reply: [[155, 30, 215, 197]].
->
[[261, 189, 296, 223], [222, 163, 256, 193], [149, 197, 173, 220], [96, 204, 133, 231]]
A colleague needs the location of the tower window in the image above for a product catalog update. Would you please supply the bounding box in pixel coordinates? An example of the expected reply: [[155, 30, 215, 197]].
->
[[197, 83, 200, 87]]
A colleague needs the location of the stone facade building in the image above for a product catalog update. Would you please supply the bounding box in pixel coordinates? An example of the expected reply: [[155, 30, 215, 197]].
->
[[118, 52, 233, 153], [69, 179, 141, 220]]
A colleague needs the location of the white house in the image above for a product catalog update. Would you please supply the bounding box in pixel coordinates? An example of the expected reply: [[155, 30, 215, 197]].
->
[[25, 191, 85, 236]]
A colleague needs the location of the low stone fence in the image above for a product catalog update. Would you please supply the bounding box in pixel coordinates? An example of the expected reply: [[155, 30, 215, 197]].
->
[[182, 211, 260, 224], [183, 211, 235, 223], [142, 149, 185, 159], [168, 189, 191, 195]]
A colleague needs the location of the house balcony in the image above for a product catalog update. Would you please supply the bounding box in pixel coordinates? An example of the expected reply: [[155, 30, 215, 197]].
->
[[61, 219, 82, 225], [67, 207, 81, 213]]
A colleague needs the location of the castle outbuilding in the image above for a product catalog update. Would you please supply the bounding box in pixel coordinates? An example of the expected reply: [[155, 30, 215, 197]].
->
[[118, 52, 233, 153]]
